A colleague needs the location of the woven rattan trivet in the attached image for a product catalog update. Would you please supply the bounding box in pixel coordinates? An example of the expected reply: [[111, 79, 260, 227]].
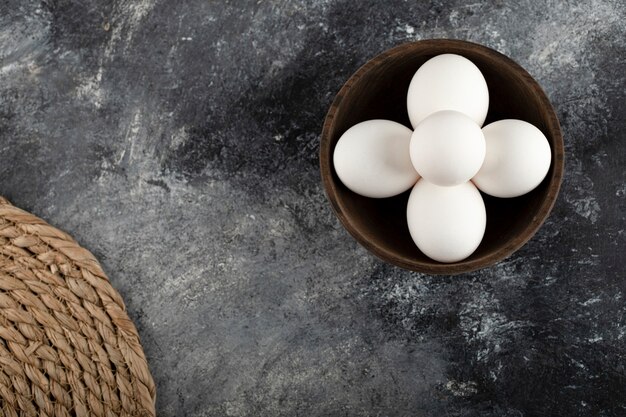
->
[[0, 197, 155, 417]]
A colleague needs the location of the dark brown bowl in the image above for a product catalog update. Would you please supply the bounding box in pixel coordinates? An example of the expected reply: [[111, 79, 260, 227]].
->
[[320, 39, 564, 275]]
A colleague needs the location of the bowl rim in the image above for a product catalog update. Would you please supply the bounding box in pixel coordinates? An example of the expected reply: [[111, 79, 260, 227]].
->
[[319, 38, 564, 275]]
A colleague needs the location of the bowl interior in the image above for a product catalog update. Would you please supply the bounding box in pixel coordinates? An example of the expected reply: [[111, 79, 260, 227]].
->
[[320, 40, 563, 274]]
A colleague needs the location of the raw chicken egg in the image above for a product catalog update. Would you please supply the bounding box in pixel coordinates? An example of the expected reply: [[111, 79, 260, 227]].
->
[[407, 54, 489, 128], [407, 180, 486, 263], [473, 119, 552, 198], [333, 120, 419, 198], [410, 110, 486, 187]]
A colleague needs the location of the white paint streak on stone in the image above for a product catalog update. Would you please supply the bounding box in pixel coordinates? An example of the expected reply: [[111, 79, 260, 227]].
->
[[581, 296, 601, 306], [0, 6, 50, 77], [445, 380, 478, 397], [76, 0, 156, 108]]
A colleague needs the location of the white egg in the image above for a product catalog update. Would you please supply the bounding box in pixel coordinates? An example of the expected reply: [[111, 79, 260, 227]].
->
[[407, 180, 486, 263], [409, 110, 486, 187], [406, 54, 489, 128], [473, 119, 552, 198], [333, 120, 419, 198]]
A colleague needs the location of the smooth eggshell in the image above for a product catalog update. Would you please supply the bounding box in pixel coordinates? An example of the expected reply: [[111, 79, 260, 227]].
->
[[333, 120, 419, 198], [407, 53, 489, 128], [407, 180, 486, 263], [473, 119, 552, 198], [410, 110, 486, 187]]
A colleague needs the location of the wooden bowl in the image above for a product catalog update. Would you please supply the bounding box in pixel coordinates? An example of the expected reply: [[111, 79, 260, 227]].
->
[[320, 39, 564, 275]]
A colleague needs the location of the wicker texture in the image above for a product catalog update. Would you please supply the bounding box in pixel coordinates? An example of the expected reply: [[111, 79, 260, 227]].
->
[[0, 197, 156, 417]]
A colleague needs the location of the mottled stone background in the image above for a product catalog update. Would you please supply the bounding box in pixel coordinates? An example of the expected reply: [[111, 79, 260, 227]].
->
[[1, 0, 625, 416]]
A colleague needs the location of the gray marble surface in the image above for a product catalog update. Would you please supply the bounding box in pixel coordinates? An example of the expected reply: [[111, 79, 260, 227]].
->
[[1, 1, 625, 416]]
